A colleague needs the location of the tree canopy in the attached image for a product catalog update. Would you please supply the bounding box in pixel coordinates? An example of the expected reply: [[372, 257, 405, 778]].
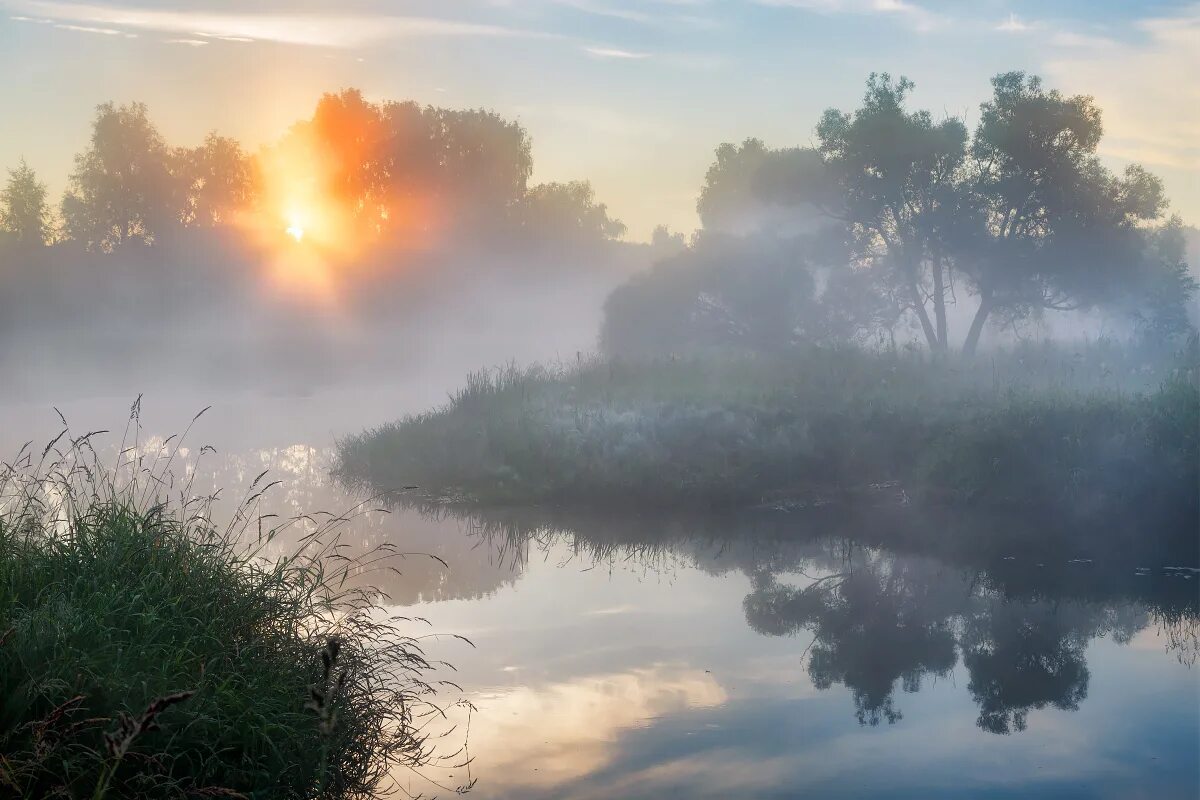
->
[[602, 70, 1195, 359], [0, 160, 51, 245]]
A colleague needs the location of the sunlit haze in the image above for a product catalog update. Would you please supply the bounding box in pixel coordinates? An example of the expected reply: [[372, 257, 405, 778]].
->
[[1, 2, 1196, 799], [1, 0, 1197, 239]]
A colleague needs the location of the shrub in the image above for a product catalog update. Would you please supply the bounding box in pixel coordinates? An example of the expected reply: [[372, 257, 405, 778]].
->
[[0, 419, 464, 799]]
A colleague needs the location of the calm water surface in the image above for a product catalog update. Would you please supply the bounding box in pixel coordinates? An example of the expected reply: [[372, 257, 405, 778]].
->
[[4, 387, 1197, 799]]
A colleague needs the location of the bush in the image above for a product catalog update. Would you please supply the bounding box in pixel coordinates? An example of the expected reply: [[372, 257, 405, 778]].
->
[[335, 348, 1199, 525], [0, 425, 461, 799]]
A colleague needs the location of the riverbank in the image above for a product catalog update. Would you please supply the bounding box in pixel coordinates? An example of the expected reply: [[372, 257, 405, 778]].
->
[[0, 439, 456, 798], [335, 345, 1198, 531]]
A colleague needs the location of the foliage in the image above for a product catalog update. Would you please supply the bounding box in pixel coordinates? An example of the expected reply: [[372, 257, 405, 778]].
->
[[518, 181, 626, 246], [0, 422, 466, 799], [601, 232, 826, 356], [61, 102, 177, 251], [697, 139, 831, 236], [0, 160, 51, 245], [335, 344, 1199, 521], [816, 73, 970, 353], [605, 71, 1196, 359]]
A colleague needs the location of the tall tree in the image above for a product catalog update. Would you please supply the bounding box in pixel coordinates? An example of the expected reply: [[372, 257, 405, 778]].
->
[[174, 133, 256, 226], [961, 72, 1172, 354], [0, 159, 51, 245], [61, 102, 176, 251], [816, 74, 970, 353]]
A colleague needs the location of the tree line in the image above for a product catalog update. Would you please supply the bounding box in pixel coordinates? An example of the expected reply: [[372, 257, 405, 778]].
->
[[604, 72, 1197, 356], [1, 74, 1196, 359], [0, 89, 625, 255]]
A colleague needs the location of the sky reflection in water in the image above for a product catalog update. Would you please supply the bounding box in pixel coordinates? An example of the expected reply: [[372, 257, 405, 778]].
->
[[3, 393, 1196, 799]]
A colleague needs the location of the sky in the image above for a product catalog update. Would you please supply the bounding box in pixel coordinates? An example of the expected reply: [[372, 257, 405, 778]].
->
[[0, 0, 1196, 241]]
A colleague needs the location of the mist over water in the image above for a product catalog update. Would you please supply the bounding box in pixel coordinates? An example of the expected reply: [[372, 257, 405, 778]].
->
[[1, 37, 1197, 800]]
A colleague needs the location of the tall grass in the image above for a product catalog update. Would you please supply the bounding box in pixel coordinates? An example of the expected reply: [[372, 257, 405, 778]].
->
[[335, 342, 1199, 521], [0, 406, 471, 799]]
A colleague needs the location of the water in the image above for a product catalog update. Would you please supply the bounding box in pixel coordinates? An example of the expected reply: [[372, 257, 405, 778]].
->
[[3, 387, 1197, 799]]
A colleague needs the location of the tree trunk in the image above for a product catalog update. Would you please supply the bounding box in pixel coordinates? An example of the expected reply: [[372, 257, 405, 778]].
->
[[909, 283, 940, 352], [931, 261, 948, 354], [963, 292, 993, 357]]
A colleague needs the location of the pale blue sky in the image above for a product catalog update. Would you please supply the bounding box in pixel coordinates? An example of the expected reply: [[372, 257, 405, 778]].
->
[[1, 0, 1196, 239]]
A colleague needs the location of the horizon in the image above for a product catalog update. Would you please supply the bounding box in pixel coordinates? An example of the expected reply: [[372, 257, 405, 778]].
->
[[1, 0, 1197, 241]]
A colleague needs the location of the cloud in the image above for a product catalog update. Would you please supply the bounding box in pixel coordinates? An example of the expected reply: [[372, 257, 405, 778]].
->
[[53, 22, 118, 34], [553, 0, 654, 24], [461, 665, 727, 791], [4, 0, 559, 47], [583, 45, 651, 59], [753, 0, 945, 32], [163, 38, 207, 47], [1044, 6, 1199, 175], [995, 13, 1037, 33]]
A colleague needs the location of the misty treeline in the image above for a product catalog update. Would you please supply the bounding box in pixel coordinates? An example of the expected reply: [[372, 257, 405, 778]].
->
[[0, 89, 643, 395], [0, 88, 624, 252], [604, 72, 1199, 357], [0, 71, 1196, 398]]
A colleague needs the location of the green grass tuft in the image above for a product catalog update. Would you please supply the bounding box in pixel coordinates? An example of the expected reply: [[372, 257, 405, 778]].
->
[[0, 420, 465, 799]]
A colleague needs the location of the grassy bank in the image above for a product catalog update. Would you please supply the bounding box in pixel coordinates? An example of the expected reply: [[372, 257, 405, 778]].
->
[[0, 435, 459, 799], [335, 344, 1199, 523]]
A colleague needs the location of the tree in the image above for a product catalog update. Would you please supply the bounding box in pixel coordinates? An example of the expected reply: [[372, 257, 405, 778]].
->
[[961, 72, 1173, 354], [174, 133, 256, 226], [648, 225, 687, 260], [0, 159, 51, 245], [265, 90, 536, 245], [697, 139, 830, 237], [61, 102, 177, 251], [518, 181, 625, 245], [601, 233, 821, 356], [816, 74, 970, 353]]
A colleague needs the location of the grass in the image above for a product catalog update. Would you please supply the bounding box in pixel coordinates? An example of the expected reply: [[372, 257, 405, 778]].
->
[[334, 341, 1199, 526], [0, 411, 470, 799]]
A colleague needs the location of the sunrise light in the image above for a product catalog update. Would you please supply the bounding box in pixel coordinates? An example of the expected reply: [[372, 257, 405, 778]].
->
[[286, 214, 305, 242]]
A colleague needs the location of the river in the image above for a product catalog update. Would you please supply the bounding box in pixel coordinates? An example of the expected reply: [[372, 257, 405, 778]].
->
[[3, 385, 1197, 799]]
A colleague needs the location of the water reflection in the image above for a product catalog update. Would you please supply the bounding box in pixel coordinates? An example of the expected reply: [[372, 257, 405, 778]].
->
[[3, 403, 1195, 798], [410, 501, 1198, 739]]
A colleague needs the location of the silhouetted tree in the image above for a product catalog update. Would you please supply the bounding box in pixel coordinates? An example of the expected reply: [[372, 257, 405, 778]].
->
[[816, 74, 970, 353], [518, 181, 625, 245], [0, 159, 51, 245], [601, 232, 823, 356], [698, 139, 830, 237], [174, 133, 257, 226], [268, 89, 535, 244], [960, 72, 1174, 354], [649, 225, 687, 259], [1129, 219, 1199, 345], [61, 102, 177, 251]]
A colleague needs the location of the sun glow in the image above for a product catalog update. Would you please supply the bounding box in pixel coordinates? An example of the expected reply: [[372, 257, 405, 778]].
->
[[285, 215, 306, 242]]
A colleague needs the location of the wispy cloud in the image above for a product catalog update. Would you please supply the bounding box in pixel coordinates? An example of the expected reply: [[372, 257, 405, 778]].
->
[[584, 45, 650, 59], [164, 38, 207, 47], [548, 0, 718, 31], [553, 0, 653, 24], [5, 0, 560, 47], [753, 0, 945, 32], [995, 13, 1037, 33], [51, 21, 118, 34]]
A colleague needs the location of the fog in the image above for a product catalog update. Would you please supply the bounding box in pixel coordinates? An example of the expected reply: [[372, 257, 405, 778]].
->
[[1, 62, 1197, 800]]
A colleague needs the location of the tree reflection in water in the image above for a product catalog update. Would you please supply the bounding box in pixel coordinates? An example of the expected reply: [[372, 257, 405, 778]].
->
[[418, 501, 1197, 734]]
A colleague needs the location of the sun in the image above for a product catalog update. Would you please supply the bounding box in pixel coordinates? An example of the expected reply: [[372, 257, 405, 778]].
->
[[286, 214, 306, 242]]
